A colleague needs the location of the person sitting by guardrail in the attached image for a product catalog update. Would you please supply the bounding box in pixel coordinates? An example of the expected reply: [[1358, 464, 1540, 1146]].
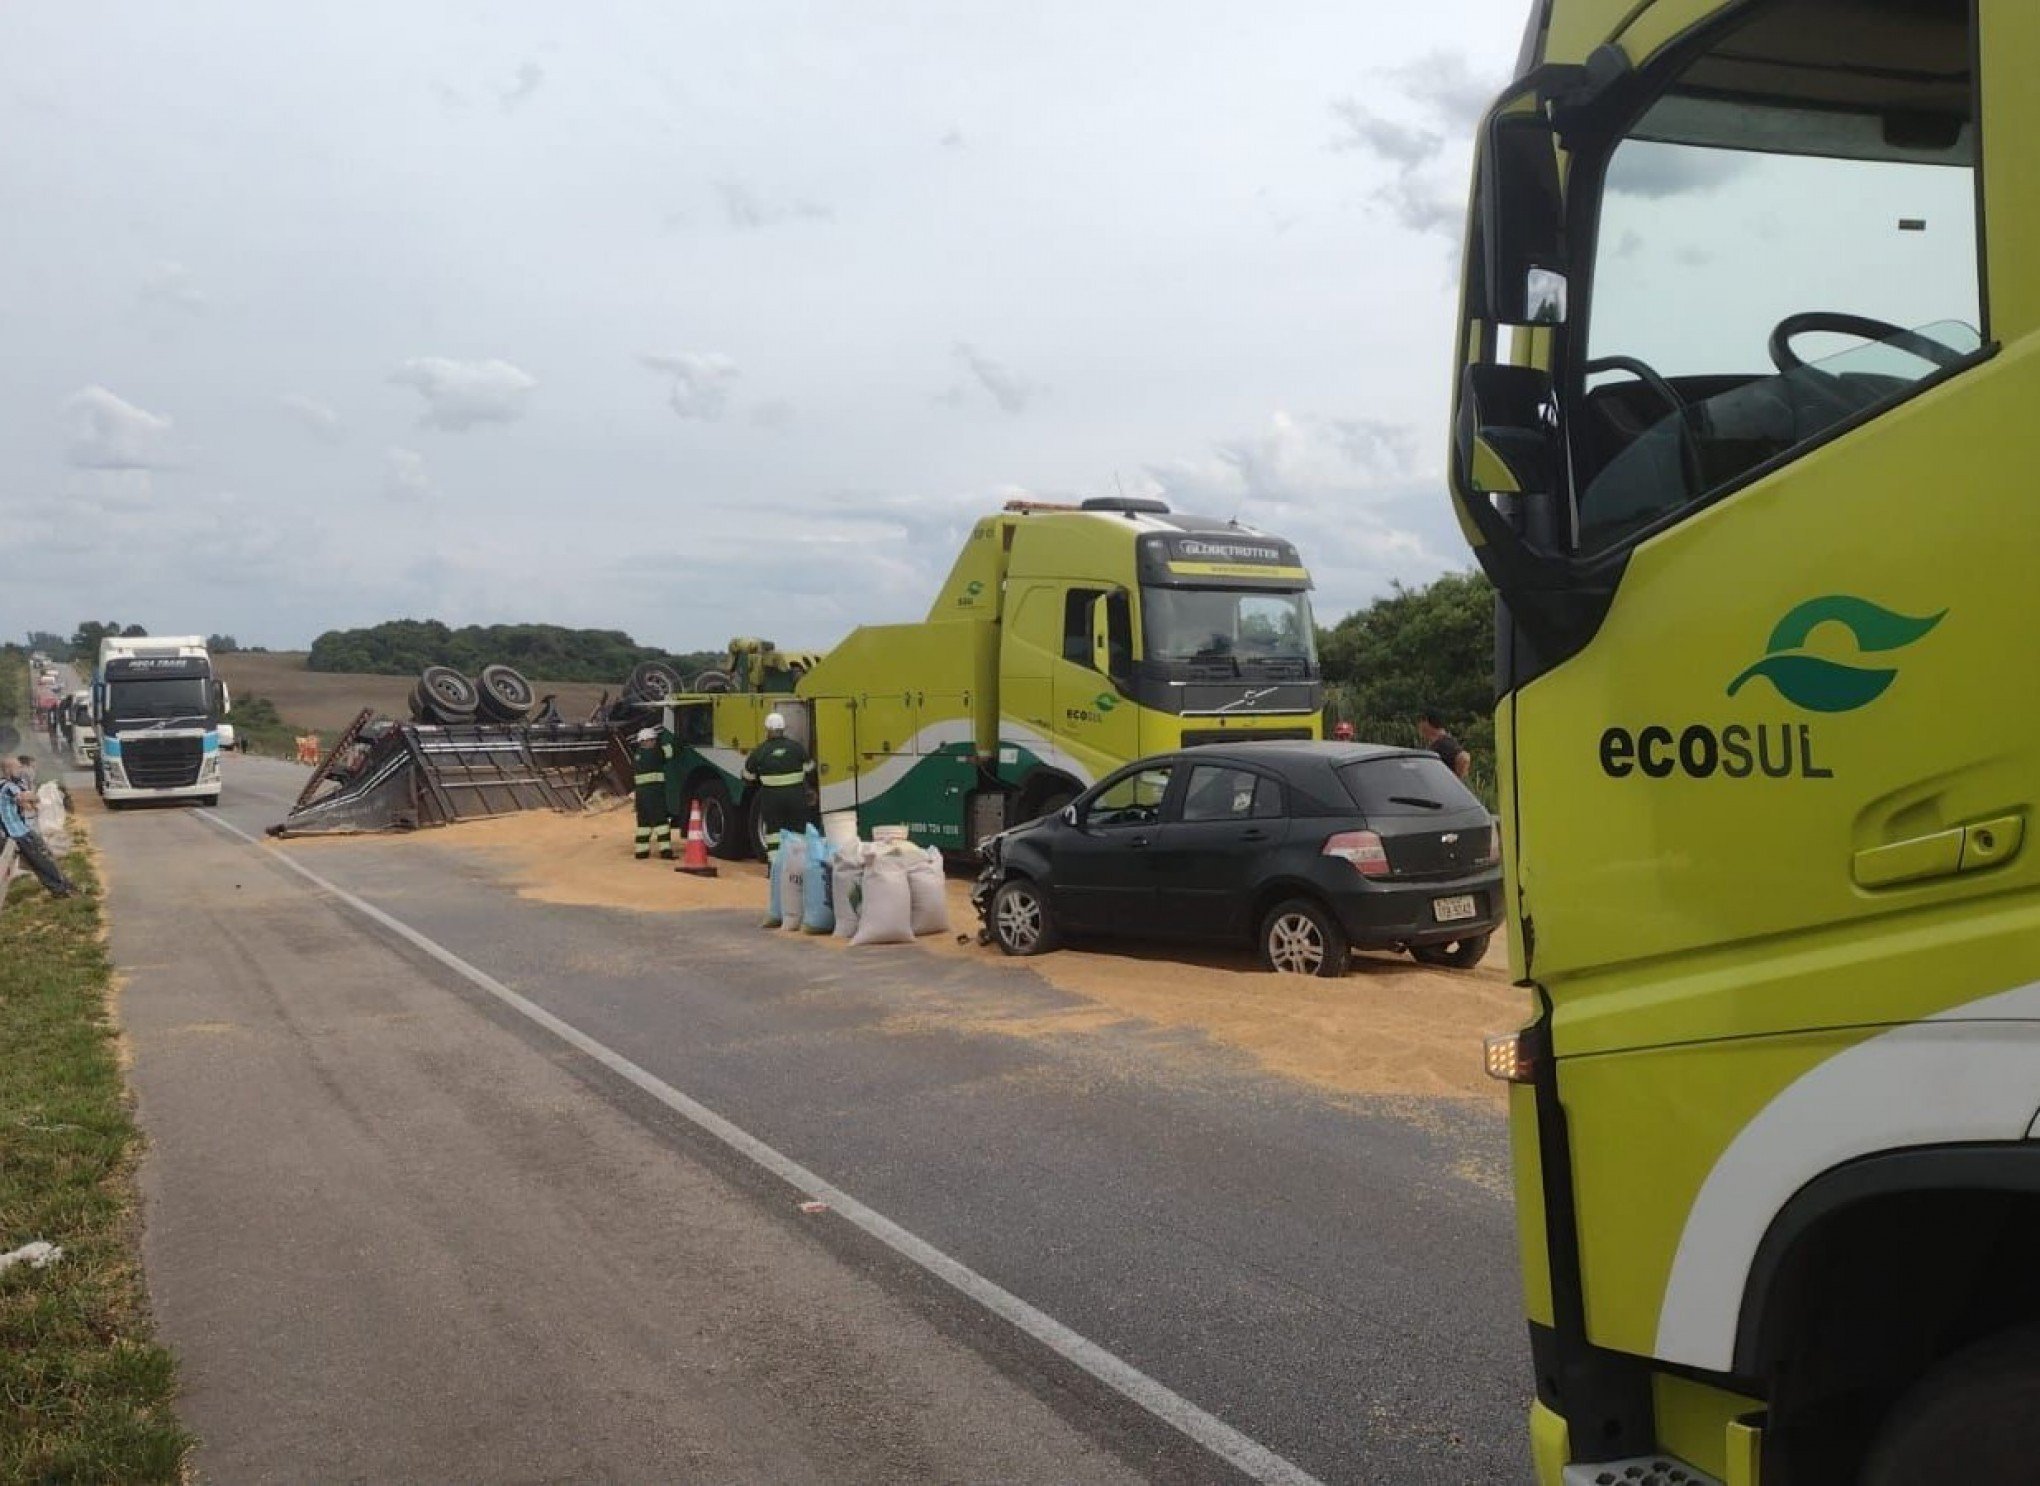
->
[[1, 756, 76, 900]]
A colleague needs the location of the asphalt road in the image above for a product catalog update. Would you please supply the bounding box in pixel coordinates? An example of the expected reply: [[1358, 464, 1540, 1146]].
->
[[98, 753, 1529, 1484]]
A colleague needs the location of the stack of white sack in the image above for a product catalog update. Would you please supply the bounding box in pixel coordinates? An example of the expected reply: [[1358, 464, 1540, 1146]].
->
[[35, 782, 70, 855], [836, 838, 951, 947]]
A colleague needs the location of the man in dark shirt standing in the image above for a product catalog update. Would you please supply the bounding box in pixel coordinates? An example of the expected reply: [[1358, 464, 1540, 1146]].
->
[[1417, 709, 1472, 782]]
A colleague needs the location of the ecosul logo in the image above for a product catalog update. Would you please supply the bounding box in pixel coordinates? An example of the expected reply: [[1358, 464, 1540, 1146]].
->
[[1064, 693, 1118, 727], [1726, 595, 1945, 712], [1600, 595, 1944, 782]]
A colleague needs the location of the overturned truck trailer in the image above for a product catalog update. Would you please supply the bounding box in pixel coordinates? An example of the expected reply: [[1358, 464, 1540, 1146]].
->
[[270, 708, 627, 836]]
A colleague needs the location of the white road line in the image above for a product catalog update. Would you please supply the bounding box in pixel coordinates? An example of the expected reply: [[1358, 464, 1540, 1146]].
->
[[194, 810, 1327, 1486]]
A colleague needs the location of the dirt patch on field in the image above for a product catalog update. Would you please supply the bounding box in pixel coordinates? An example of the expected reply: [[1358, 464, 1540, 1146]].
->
[[215, 653, 616, 734], [332, 807, 1527, 1105]]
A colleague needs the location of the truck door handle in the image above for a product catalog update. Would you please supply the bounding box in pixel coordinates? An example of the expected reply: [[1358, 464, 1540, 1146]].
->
[[1852, 815, 2024, 889]]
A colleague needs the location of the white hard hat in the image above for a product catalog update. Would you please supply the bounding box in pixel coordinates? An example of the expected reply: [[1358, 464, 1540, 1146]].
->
[[635, 727, 657, 744], [765, 712, 786, 732]]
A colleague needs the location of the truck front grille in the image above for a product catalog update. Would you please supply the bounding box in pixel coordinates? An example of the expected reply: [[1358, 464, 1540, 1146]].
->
[[123, 738, 203, 788]]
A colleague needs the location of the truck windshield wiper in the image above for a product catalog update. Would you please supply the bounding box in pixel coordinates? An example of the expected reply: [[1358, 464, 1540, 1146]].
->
[[1388, 794, 1444, 809]]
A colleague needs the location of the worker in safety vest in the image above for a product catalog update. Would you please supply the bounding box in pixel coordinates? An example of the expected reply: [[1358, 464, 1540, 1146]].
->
[[630, 726, 676, 860], [742, 711, 813, 855]]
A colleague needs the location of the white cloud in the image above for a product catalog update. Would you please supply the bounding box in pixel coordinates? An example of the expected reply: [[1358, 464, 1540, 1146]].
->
[[137, 259, 205, 316], [715, 180, 834, 230], [1381, 50, 1497, 133], [390, 357, 537, 431], [384, 446, 434, 502], [748, 399, 797, 431], [946, 342, 1041, 415], [1139, 411, 1449, 619], [278, 393, 344, 442], [1331, 48, 1506, 239], [639, 351, 741, 420], [500, 61, 545, 110], [63, 386, 179, 470]]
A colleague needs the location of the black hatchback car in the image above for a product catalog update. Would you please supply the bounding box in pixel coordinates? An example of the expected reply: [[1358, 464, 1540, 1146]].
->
[[973, 741, 1502, 976]]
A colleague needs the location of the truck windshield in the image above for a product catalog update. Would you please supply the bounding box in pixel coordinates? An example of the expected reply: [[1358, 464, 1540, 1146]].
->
[[1141, 588, 1317, 669], [106, 677, 212, 725], [1571, 0, 1978, 555]]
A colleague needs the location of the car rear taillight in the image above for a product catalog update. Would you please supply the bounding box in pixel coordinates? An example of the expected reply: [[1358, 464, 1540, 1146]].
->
[[1323, 830, 1390, 877]]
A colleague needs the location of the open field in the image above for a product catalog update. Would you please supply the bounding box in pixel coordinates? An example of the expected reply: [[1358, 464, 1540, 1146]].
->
[[215, 652, 618, 736]]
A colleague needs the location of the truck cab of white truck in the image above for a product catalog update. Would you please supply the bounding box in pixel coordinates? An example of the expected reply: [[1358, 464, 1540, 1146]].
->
[[93, 635, 231, 807], [66, 691, 97, 768]]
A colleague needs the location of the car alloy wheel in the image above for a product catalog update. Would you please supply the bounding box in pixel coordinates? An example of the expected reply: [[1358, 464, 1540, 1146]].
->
[[1260, 897, 1350, 978], [992, 879, 1056, 956]]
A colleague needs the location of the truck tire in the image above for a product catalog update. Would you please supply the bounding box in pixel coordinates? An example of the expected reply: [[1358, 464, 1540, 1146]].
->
[[1412, 933, 1491, 969], [1259, 897, 1350, 978], [624, 661, 683, 703], [1019, 776, 1080, 823], [687, 778, 746, 860], [1861, 1327, 2040, 1486], [476, 664, 535, 723], [416, 666, 478, 724]]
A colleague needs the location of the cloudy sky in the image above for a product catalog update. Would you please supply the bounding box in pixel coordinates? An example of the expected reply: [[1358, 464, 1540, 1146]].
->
[[2, 1, 1532, 653]]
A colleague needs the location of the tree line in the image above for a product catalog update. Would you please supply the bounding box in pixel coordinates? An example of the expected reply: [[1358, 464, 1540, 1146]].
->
[[306, 619, 723, 685], [1317, 569, 1496, 796]]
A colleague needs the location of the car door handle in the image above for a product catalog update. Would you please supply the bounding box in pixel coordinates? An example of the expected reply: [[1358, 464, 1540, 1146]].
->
[[1129, 836, 1149, 849], [1240, 828, 1269, 842]]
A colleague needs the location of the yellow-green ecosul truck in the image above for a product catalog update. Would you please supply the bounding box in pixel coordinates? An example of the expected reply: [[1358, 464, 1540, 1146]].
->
[[666, 497, 1323, 857], [1450, 2, 2040, 1482]]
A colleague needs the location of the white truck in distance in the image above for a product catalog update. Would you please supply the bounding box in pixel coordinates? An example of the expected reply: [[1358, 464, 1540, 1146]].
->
[[94, 635, 232, 807]]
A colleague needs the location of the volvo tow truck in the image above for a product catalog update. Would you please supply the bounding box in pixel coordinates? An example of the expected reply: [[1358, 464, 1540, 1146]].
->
[[663, 497, 1325, 856], [1451, 2, 2036, 1482]]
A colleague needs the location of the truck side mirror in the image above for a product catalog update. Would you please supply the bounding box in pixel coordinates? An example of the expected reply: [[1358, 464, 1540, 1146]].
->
[[1479, 109, 1568, 326], [214, 680, 231, 715], [1458, 364, 1559, 497]]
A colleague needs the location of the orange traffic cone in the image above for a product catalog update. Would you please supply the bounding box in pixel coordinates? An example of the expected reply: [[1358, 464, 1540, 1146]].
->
[[676, 799, 719, 877]]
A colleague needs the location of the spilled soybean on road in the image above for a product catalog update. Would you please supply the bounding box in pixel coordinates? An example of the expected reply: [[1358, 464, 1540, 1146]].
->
[[96, 754, 1528, 1485]]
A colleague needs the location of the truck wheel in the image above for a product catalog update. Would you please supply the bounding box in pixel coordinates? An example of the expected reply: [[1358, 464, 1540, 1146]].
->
[[476, 665, 535, 724], [624, 661, 682, 703], [416, 666, 478, 724], [688, 779, 745, 860], [1260, 897, 1349, 977], [1861, 1327, 2040, 1486], [991, 878, 1058, 956], [1020, 778, 1079, 823], [1412, 933, 1490, 969]]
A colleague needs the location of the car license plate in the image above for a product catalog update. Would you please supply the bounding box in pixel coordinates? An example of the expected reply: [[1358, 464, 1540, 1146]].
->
[[1433, 894, 1478, 924]]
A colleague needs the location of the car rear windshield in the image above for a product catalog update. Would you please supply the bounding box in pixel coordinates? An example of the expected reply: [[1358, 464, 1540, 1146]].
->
[[1336, 755, 1481, 815]]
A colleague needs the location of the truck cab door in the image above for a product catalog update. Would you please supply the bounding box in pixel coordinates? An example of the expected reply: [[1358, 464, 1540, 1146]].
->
[[1454, 0, 2034, 1379]]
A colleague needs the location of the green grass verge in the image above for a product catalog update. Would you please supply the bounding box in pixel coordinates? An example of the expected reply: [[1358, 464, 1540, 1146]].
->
[[1, 841, 192, 1483]]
